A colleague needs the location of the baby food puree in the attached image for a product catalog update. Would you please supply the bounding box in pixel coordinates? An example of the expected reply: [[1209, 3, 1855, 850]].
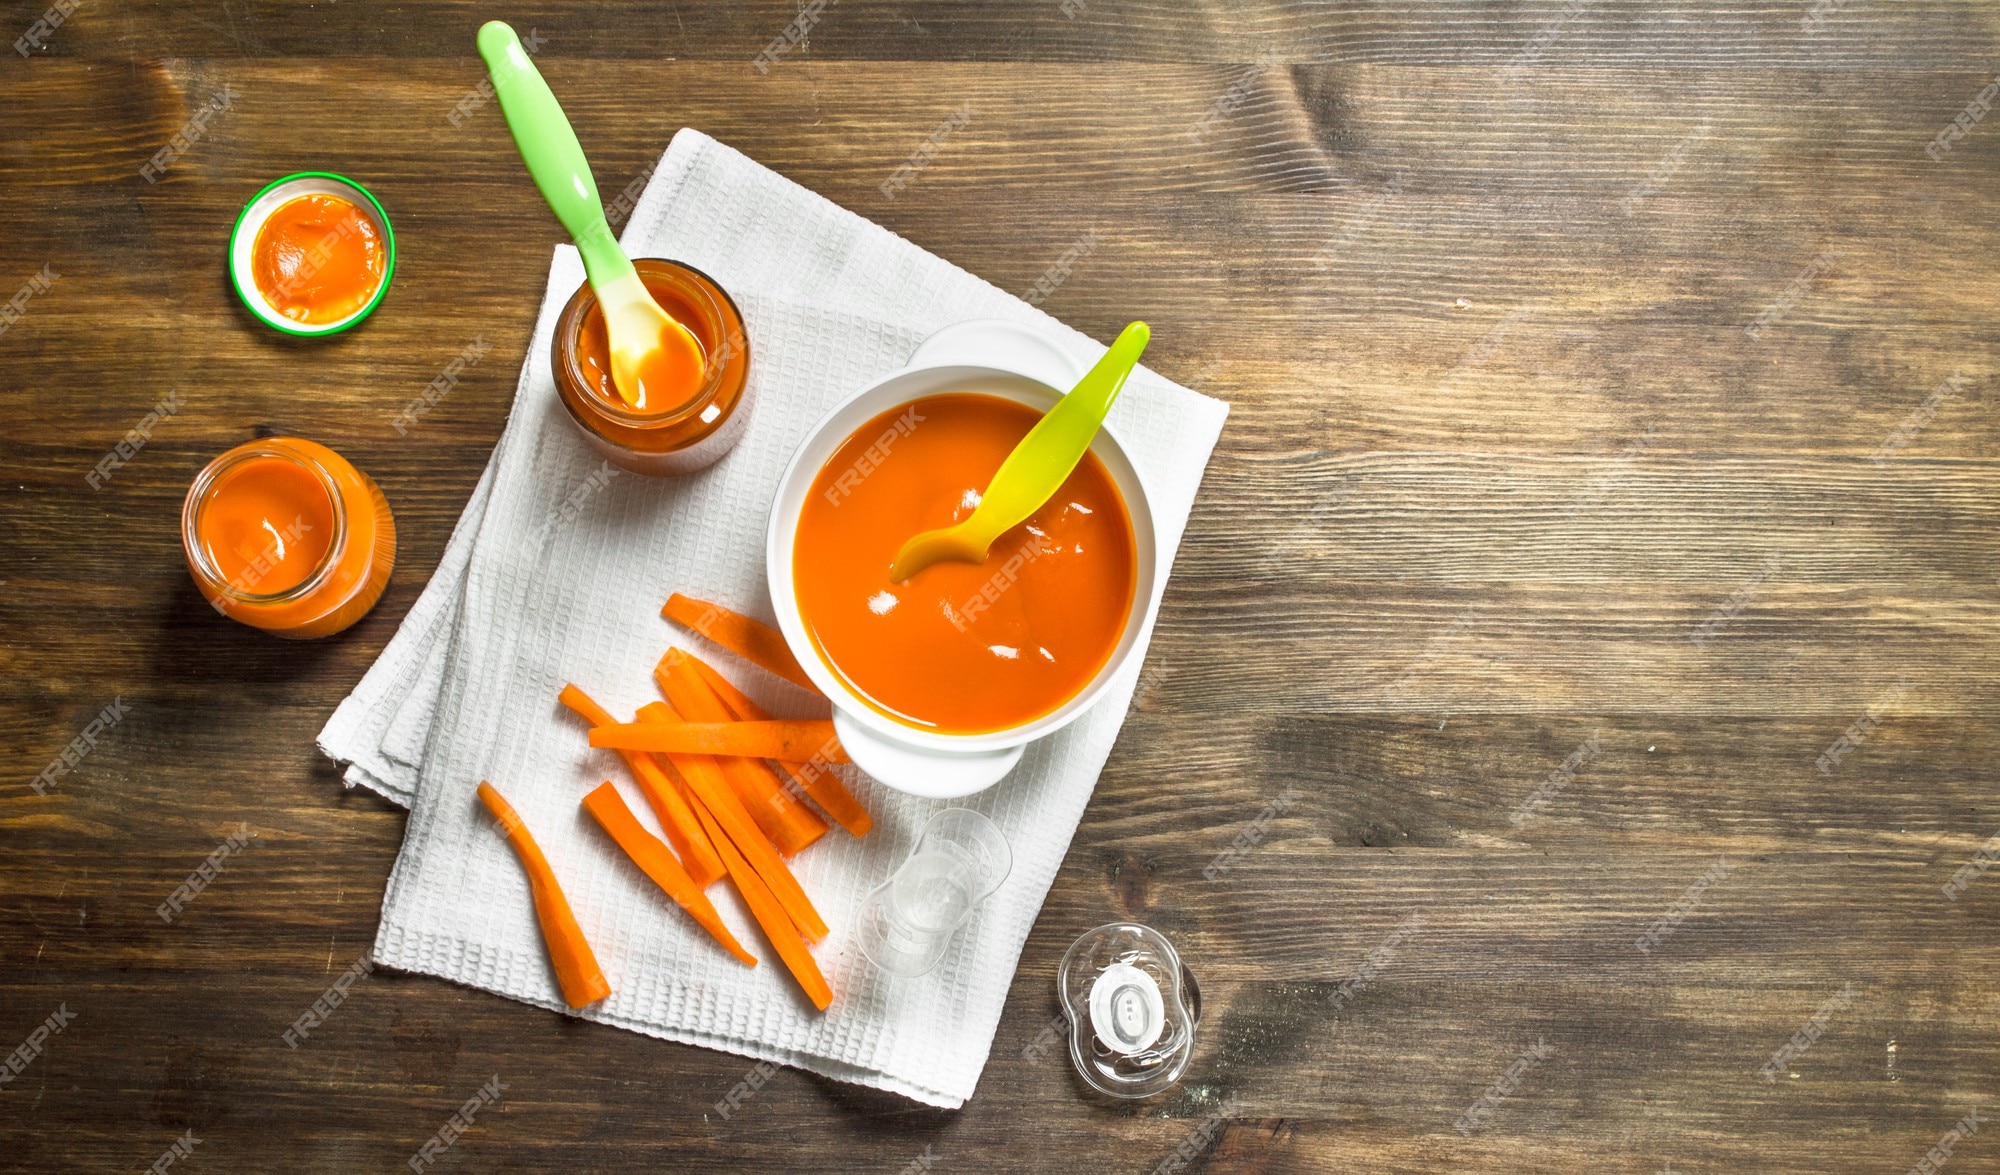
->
[[795, 393, 1136, 734], [197, 453, 335, 592], [251, 193, 387, 325], [182, 437, 396, 638], [552, 259, 753, 477], [575, 269, 711, 414]]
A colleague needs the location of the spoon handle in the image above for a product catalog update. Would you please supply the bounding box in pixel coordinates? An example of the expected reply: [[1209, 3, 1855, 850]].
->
[[974, 321, 1150, 540], [476, 21, 635, 290]]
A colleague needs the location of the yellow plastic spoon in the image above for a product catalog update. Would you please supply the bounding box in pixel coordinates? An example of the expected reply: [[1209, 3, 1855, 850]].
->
[[477, 21, 703, 410], [889, 321, 1150, 583]]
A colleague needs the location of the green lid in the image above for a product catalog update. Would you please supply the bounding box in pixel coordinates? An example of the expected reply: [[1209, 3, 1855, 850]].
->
[[228, 171, 396, 337]]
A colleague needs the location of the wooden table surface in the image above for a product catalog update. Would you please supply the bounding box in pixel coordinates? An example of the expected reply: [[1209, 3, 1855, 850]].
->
[[5, 2, 1998, 1171]]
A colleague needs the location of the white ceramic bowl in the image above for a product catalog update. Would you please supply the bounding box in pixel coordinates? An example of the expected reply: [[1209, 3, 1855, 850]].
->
[[766, 320, 1161, 799]]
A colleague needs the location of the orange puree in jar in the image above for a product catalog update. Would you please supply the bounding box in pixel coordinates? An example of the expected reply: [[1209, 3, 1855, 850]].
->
[[182, 437, 396, 639], [251, 194, 387, 325], [198, 455, 336, 594], [552, 258, 753, 477], [794, 393, 1136, 734], [576, 282, 708, 414]]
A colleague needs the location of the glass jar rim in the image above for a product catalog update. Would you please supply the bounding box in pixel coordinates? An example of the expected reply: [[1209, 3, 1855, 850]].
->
[[557, 258, 748, 432], [181, 441, 349, 605]]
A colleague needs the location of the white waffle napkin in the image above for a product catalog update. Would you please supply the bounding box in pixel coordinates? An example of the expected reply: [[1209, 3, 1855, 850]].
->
[[317, 129, 1227, 1108]]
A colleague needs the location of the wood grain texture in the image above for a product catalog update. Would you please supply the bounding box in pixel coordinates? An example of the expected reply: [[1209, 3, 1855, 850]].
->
[[4, 1, 1999, 1171]]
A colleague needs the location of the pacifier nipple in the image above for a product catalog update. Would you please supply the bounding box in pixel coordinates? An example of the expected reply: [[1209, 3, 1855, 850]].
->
[[1089, 962, 1165, 1054]]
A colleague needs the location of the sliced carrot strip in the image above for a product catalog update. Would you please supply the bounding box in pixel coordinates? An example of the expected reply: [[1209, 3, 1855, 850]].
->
[[681, 654, 770, 725], [635, 702, 829, 941], [685, 784, 832, 1011], [656, 651, 827, 857], [773, 755, 872, 839], [682, 652, 873, 838], [620, 742, 725, 887], [476, 781, 612, 1009], [662, 592, 819, 693], [590, 719, 847, 764], [581, 782, 755, 967], [557, 684, 724, 887]]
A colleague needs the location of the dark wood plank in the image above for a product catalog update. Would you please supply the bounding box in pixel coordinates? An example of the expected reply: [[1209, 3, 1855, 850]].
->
[[4, 2, 1999, 1171], [16, 0, 2000, 68]]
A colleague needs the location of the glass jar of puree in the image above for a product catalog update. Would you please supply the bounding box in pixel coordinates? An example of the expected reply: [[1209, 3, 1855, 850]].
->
[[552, 258, 753, 476], [181, 436, 396, 638]]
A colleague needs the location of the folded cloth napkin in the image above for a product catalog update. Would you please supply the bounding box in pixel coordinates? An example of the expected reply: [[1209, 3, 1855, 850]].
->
[[317, 129, 1228, 1108]]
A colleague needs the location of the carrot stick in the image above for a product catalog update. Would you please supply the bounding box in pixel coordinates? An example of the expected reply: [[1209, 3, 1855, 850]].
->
[[476, 781, 612, 1009], [590, 719, 848, 764], [656, 651, 827, 856], [557, 684, 724, 887], [619, 742, 725, 887], [682, 653, 873, 838], [681, 655, 772, 725], [662, 592, 819, 693], [580, 782, 755, 967], [635, 702, 829, 942], [774, 758, 872, 839], [654, 652, 822, 853], [684, 783, 832, 1011]]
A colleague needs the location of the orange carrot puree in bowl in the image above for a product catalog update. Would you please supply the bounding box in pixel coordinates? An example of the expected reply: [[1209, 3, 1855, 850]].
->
[[793, 393, 1136, 735]]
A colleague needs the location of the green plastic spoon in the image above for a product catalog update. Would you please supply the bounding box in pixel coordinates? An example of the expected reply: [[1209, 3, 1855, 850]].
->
[[476, 20, 703, 410], [889, 321, 1150, 583]]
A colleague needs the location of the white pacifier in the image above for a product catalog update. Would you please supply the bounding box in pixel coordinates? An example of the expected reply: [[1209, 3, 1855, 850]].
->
[[1058, 923, 1200, 1098]]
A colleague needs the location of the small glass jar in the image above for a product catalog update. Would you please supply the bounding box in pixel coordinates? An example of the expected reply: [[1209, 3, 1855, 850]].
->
[[181, 436, 396, 638], [552, 258, 753, 476]]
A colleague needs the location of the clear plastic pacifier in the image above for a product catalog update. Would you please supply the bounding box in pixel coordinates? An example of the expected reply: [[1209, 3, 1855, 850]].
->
[[858, 808, 1011, 977], [1058, 923, 1200, 1098]]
